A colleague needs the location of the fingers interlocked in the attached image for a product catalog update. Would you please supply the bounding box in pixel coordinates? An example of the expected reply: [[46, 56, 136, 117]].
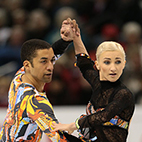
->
[[60, 18, 80, 41]]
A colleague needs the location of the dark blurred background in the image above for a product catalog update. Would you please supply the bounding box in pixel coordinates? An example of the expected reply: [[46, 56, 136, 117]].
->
[[0, 0, 142, 107]]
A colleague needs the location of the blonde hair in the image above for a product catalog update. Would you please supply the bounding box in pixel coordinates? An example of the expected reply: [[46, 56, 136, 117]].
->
[[96, 41, 126, 61]]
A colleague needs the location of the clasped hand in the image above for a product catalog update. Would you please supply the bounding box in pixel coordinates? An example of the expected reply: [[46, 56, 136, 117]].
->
[[60, 18, 80, 41]]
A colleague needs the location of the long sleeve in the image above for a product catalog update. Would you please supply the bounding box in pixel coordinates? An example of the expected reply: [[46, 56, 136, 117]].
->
[[76, 55, 134, 132], [78, 88, 134, 128], [76, 55, 100, 92], [52, 39, 72, 56], [27, 92, 69, 142], [0, 68, 69, 142]]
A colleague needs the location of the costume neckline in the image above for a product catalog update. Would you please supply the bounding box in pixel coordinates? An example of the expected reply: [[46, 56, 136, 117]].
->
[[100, 79, 121, 89]]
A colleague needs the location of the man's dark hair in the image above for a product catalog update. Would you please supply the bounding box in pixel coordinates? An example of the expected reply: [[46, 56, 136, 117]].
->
[[21, 39, 51, 65]]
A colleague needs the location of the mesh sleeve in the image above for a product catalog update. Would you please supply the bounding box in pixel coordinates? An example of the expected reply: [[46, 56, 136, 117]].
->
[[78, 89, 134, 128], [52, 39, 72, 56]]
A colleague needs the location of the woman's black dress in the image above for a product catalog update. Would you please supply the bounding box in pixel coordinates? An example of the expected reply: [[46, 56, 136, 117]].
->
[[75, 55, 135, 142]]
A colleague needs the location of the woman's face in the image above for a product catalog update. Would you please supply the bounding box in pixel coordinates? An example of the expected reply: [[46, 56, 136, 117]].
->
[[95, 50, 126, 82]]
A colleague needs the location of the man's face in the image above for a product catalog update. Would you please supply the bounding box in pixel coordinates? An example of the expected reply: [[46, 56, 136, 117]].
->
[[29, 48, 55, 84]]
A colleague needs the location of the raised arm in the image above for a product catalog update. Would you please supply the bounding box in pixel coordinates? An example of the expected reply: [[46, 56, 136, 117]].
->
[[72, 21, 89, 56], [60, 18, 89, 56], [52, 39, 71, 56], [52, 18, 78, 57]]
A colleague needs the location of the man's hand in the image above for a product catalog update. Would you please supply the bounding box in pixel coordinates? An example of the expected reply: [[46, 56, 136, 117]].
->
[[60, 18, 80, 41], [52, 122, 77, 134], [61, 18, 87, 55]]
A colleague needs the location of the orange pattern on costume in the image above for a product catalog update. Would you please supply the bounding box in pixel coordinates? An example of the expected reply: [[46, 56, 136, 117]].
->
[[0, 67, 68, 142]]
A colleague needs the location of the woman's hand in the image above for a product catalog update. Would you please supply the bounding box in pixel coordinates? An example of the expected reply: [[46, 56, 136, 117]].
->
[[52, 122, 77, 134], [60, 18, 80, 41]]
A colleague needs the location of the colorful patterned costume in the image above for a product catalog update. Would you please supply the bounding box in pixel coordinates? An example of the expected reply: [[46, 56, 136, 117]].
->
[[0, 67, 68, 142], [0, 39, 71, 142]]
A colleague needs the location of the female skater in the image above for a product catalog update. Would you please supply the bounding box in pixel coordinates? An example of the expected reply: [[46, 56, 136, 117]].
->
[[52, 18, 135, 142]]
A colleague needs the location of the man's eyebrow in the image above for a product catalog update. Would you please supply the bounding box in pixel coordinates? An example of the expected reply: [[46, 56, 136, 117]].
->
[[40, 57, 48, 60], [40, 56, 55, 60]]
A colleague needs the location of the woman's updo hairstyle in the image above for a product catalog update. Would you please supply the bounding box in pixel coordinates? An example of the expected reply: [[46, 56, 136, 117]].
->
[[96, 41, 126, 61]]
